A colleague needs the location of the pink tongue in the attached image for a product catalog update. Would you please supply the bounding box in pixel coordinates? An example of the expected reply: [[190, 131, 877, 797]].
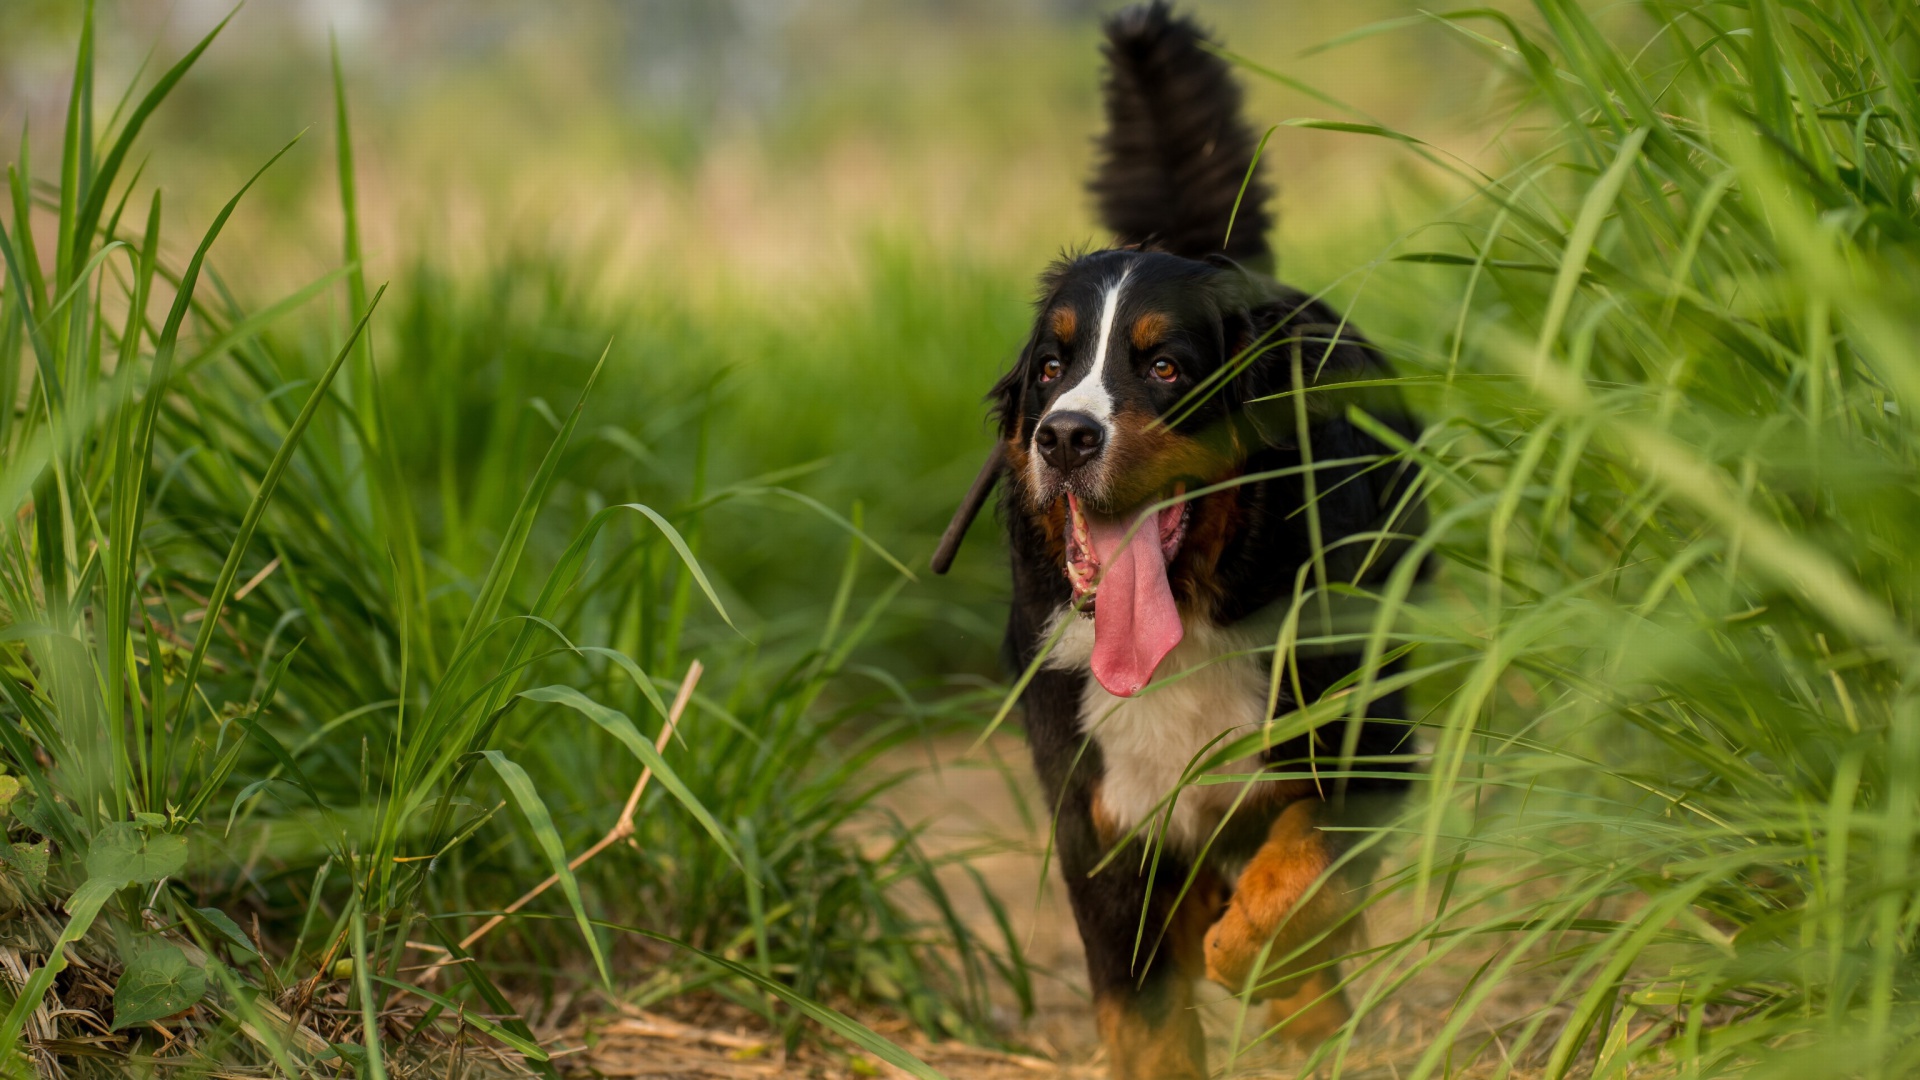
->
[[1086, 509, 1184, 698]]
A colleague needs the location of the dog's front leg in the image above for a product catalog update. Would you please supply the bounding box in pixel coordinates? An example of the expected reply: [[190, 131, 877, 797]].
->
[[1020, 651, 1217, 1078], [1202, 798, 1356, 1045], [1049, 774, 1218, 1080]]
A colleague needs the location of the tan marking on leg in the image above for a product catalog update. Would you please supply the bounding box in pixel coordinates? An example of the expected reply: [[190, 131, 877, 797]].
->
[[1265, 965, 1352, 1047], [1089, 781, 1122, 848], [1204, 800, 1355, 1001], [1095, 985, 1207, 1080]]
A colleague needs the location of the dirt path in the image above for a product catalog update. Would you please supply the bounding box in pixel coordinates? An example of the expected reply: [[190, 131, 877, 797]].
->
[[565, 735, 1544, 1079]]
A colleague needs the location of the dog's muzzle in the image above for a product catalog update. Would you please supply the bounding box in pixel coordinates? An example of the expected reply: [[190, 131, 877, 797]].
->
[[1033, 410, 1106, 476]]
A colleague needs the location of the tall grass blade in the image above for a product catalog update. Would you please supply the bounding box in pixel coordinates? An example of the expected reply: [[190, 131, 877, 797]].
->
[[478, 750, 611, 986], [166, 285, 386, 747]]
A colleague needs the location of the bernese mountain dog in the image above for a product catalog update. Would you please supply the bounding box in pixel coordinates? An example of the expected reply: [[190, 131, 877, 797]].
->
[[931, 5, 1422, 1076]]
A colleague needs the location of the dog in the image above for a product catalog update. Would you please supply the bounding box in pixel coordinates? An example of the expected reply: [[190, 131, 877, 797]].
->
[[930, 5, 1422, 1077]]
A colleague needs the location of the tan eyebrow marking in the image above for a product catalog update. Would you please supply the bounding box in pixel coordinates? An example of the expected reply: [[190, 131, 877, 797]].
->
[[1131, 312, 1171, 350], [1049, 306, 1078, 342]]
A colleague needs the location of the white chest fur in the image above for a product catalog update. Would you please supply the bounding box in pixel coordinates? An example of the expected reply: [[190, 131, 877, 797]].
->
[[1043, 610, 1277, 855]]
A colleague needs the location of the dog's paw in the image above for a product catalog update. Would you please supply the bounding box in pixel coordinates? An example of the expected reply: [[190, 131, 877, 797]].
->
[[1267, 975, 1353, 1047], [1198, 895, 1336, 999], [1202, 905, 1261, 993]]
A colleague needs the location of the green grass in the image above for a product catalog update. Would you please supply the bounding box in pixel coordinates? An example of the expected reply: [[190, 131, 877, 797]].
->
[[5, 0, 1920, 1077], [1169, 2, 1920, 1076], [0, 8, 1026, 1075]]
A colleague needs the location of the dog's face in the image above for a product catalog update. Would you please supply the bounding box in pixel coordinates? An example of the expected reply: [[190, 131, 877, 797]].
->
[[994, 249, 1268, 696]]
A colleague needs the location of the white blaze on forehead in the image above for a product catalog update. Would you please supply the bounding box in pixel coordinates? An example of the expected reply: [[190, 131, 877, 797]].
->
[[1044, 267, 1132, 424]]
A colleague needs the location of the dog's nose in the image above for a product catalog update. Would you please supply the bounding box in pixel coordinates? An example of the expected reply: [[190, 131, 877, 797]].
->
[[1035, 411, 1105, 474]]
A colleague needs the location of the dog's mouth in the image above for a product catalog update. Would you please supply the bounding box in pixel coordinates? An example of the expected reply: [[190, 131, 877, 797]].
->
[[1062, 485, 1190, 698]]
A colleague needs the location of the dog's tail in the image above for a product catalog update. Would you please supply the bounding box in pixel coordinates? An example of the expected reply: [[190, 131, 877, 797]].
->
[[1090, 3, 1273, 269]]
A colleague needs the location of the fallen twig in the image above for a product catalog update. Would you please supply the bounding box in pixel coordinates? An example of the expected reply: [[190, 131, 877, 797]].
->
[[416, 660, 703, 985], [232, 556, 282, 601]]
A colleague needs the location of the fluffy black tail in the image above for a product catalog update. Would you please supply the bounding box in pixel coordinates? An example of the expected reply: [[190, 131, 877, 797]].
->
[[1090, 3, 1273, 269]]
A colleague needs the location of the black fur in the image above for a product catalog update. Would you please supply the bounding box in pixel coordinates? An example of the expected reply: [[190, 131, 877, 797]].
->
[[1090, 3, 1275, 270], [979, 6, 1421, 1074]]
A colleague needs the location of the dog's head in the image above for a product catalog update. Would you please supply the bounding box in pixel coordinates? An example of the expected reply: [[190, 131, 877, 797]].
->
[[989, 248, 1283, 697]]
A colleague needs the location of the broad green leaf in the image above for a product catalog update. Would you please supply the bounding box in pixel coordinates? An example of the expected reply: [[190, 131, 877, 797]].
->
[[0, 840, 48, 893], [189, 906, 258, 959], [113, 941, 206, 1029], [9, 794, 83, 853], [86, 822, 186, 887]]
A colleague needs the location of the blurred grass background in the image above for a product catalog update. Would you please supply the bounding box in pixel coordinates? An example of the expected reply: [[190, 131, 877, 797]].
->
[[2, 0, 1487, 683]]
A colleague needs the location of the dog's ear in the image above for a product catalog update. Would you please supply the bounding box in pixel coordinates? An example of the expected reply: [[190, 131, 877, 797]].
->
[[1200, 267, 1293, 450], [988, 333, 1037, 442], [1225, 306, 1297, 451]]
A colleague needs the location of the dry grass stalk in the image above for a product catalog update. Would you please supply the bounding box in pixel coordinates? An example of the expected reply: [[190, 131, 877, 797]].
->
[[417, 661, 704, 985]]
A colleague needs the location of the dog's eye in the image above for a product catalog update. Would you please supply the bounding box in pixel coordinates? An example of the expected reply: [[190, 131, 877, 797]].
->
[[1040, 357, 1064, 383], [1151, 359, 1179, 382]]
